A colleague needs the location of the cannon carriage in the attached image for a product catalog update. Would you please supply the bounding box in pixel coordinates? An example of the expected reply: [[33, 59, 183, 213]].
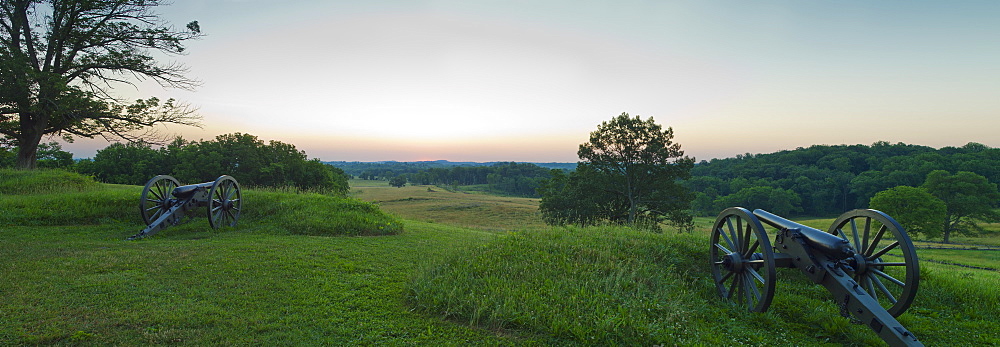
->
[[128, 175, 242, 240], [710, 207, 922, 346]]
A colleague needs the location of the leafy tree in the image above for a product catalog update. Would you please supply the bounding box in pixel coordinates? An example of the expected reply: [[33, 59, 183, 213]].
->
[[1, 0, 203, 169], [388, 175, 406, 188], [537, 168, 601, 226], [35, 141, 74, 168], [540, 113, 695, 231], [713, 186, 801, 216], [869, 186, 946, 239], [921, 170, 1000, 243]]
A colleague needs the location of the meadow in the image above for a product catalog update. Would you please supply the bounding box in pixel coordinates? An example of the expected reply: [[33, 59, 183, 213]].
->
[[1, 172, 997, 345]]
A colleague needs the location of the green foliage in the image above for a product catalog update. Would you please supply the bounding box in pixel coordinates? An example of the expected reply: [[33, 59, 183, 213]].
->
[[77, 134, 350, 194], [539, 113, 694, 229], [688, 142, 1000, 217], [922, 170, 1000, 242], [869, 186, 947, 239], [389, 175, 407, 188], [712, 186, 802, 216], [1, 2, 202, 169]]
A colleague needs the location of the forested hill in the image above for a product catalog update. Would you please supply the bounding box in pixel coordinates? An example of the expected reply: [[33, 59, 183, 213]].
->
[[326, 160, 575, 178], [687, 141, 1000, 217]]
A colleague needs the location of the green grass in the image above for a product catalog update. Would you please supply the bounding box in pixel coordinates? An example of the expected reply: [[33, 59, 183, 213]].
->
[[4, 170, 1000, 345], [0, 168, 102, 195], [1, 171, 402, 237], [408, 226, 1000, 346], [0, 222, 547, 345]]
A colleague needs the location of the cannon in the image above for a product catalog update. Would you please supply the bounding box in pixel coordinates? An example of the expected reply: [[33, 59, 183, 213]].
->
[[128, 175, 242, 240], [710, 207, 921, 346]]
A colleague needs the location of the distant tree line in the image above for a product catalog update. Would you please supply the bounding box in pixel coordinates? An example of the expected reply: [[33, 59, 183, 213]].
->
[[687, 141, 1000, 217], [336, 161, 561, 198], [1, 133, 349, 194], [400, 162, 554, 197]]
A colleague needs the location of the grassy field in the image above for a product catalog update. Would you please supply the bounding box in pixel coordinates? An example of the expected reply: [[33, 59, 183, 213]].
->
[[349, 179, 547, 232], [2, 172, 999, 345]]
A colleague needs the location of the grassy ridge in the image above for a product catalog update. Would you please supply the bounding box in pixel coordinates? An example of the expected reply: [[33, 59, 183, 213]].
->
[[0, 169, 401, 237], [407, 227, 1000, 346], [4, 170, 999, 345]]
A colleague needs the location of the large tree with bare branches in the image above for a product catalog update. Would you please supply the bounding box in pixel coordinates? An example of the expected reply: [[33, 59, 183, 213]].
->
[[1, 0, 202, 169]]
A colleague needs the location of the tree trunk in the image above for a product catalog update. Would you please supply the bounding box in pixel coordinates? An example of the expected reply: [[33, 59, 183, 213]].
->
[[942, 217, 951, 244], [14, 113, 46, 170]]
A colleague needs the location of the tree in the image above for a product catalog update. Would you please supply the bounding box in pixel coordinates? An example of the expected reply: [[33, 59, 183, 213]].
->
[[713, 186, 802, 216], [869, 186, 946, 240], [921, 170, 1000, 243], [1, 0, 203, 169], [389, 175, 406, 188], [540, 113, 695, 231]]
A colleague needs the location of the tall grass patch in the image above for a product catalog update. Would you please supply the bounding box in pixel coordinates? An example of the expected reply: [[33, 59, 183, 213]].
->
[[0, 168, 101, 195], [408, 226, 735, 345], [243, 191, 402, 236]]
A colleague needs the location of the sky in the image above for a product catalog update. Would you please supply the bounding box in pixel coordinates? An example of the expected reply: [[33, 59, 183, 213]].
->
[[58, 0, 1000, 162]]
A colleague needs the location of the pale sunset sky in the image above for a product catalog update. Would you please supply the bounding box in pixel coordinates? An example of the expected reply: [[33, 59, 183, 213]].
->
[[60, 0, 1000, 162]]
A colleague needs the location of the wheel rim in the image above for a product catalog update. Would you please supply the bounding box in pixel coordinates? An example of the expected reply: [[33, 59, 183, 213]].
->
[[828, 209, 919, 317], [140, 175, 180, 226], [710, 207, 776, 312], [208, 175, 241, 228]]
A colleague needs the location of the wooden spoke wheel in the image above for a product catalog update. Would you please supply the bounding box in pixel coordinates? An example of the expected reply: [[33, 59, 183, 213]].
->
[[711, 207, 776, 312], [829, 209, 919, 317], [140, 175, 180, 226], [208, 175, 242, 229]]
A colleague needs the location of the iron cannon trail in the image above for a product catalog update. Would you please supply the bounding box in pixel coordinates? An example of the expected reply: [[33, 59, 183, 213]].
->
[[129, 175, 243, 240], [710, 207, 922, 347]]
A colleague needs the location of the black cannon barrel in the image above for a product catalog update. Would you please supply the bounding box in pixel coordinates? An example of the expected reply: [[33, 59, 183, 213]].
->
[[753, 209, 855, 260]]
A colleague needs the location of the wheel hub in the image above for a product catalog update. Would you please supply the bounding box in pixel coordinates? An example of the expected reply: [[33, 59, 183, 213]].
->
[[722, 252, 745, 272]]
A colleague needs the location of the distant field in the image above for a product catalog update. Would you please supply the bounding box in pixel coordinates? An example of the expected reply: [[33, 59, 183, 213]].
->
[[349, 179, 547, 232]]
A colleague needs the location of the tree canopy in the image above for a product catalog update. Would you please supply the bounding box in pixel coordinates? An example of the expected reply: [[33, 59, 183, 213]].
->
[[921, 170, 1000, 242], [869, 186, 946, 239], [1, 0, 203, 169], [76, 133, 350, 194], [686, 141, 1000, 217], [539, 113, 695, 231]]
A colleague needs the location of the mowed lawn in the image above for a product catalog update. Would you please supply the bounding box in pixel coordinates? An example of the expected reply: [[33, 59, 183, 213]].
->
[[0, 222, 554, 345]]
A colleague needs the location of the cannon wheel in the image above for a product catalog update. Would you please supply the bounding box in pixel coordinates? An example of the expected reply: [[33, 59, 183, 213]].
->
[[140, 175, 181, 226], [829, 209, 919, 317], [711, 207, 776, 312], [208, 175, 242, 229]]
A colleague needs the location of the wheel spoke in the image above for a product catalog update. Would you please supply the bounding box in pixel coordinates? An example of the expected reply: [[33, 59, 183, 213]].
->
[[852, 218, 864, 250], [869, 241, 900, 260], [718, 227, 736, 250], [870, 273, 898, 304], [747, 266, 766, 284], [865, 225, 888, 256], [736, 217, 745, 253], [727, 274, 738, 299], [726, 218, 738, 252], [864, 275, 877, 300], [744, 239, 760, 258], [714, 243, 733, 254], [871, 268, 906, 287], [744, 273, 759, 305], [719, 270, 734, 284], [861, 217, 872, 256]]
